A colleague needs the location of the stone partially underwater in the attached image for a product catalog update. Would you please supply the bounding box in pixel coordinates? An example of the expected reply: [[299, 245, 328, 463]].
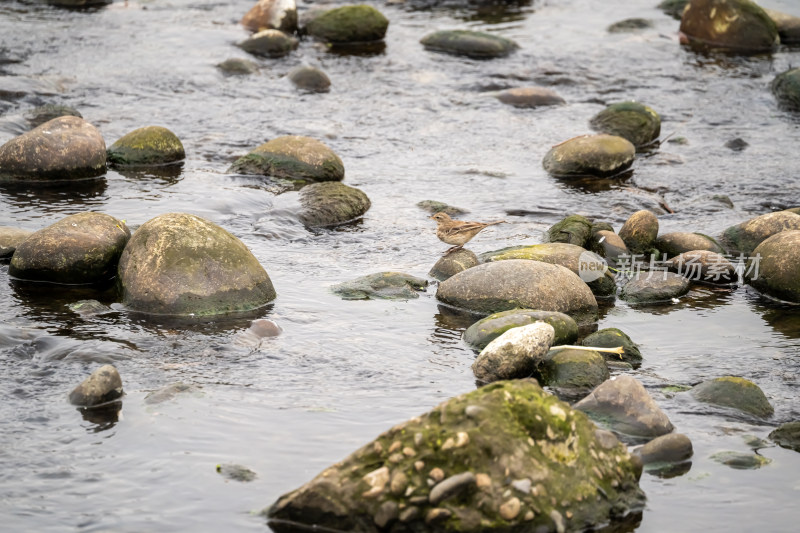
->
[[266, 379, 645, 532]]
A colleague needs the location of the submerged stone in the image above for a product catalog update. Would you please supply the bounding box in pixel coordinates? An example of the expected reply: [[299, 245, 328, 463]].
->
[[420, 30, 518, 59], [771, 67, 800, 112], [238, 29, 298, 58], [217, 463, 257, 482], [417, 200, 467, 216], [618, 210, 658, 254], [437, 259, 599, 325], [620, 271, 690, 304], [266, 379, 646, 532], [305, 5, 389, 44], [607, 18, 653, 33], [331, 272, 427, 300], [496, 87, 565, 108], [288, 65, 331, 92], [67, 299, 113, 317], [228, 135, 344, 183], [429, 248, 478, 281], [542, 134, 635, 178], [690, 376, 773, 418], [69, 364, 123, 407], [107, 126, 185, 167], [589, 102, 661, 148], [472, 322, 554, 384], [580, 328, 642, 365], [118, 213, 276, 316], [24, 104, 82, 129], [10, 212, 130, 285], [298, 181, 370, 227], [655, 231, 724, 258], [463, 309, 579, 351], [710, 451, 771, 470], [144, 382, 203, 404], [241, 0, 297, 34], [667, 250, 736, 284], [720, 211, 800, 254], [216, 58, 260, 75], [679, 0, 779, 53], [769, 421, 800, 452], [0, 116, 106, 182]]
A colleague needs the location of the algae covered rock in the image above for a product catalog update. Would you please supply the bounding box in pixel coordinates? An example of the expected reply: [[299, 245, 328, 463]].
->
[[288, 65, 331, 92], [69, 364, 123, 407], [710, 451, 771, 470], [437, 259, 599, 325], [463, 309, 579, 351], [720, 211, 800, 254], [655, 231, 724, 258], [679, 0, 779, 53], [589, 102, 661, 148], [118, 213, 276, 316], [540, 348, 609, 390], [771, 67, 800, 112], [228, 135, 344, 183], [659, 0, 688, 19], [298, 181, 370, 227], [306, 5, 388, 44], [575, 375, 674, 438], [580, 327, 642, 365], [690, 376, 773, 417], [266, 379, 646, 532], [496, 87, 565, 108], [0, 226, 33, 259], [620, 271, 690, 304], [619, 209, 658, 254], [546, 214, 593, 247], [10, 212, 130, 285], [667, 250, 736, 284], [240, 0, 297, 34], [416, 200, 467, 216], [764, 9, 800, 45], [429, 248, 478, 281], [542, 134, 635, 178], [237, 29, 299, 58], [769, 421, 800, 452], [107, 126, 185, 167], [746, 230, 800, 303], [331, 272, 427, 300], [472, 322, 554, 384], [0, 116, 106, 182], [420, 30, 518, 59]]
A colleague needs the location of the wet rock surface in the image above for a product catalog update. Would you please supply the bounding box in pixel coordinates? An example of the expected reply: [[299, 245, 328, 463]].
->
[[298, 181, 370, 228], [621, 271, 690, 304], [580, 328, 642, 365], [429, 248, 478, 281], [720, 211, 800, 254], [689, 376, 774, 418], [542, 134, 635, 177], [69, 364, 123, 407], [463, 309, 579, 351], [589, 101, 661, 148], [228, 135, 344, 183], [331, 272, 428, 300], [679, 0, 779, 52], [0, 226, 33, 259], [107, 126, 185, 167], [420, 30, 519, 59], [496, 87, 565, 108], [619, 210, 659, 254], [305, 5, 389, 44], [472, 322, 554, 384]]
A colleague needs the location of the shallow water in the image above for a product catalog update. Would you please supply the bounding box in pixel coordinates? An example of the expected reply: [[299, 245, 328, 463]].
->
[[1, 0, 800, 531]]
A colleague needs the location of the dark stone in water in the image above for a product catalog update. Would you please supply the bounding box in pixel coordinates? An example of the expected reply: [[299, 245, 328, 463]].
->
[[420, 30, 519, 59], [580, 328, 642, 365], [689, 376, 774, 418], [607, 18, 654, 33], [288, 65, 331, 92], [24, 104, 82, 129], [710, 451, 771, 470], [771, 68, 800, 112], [238, 29, 298, 58], [417, 200, 468, 216], [769, 421, 800, 452], [679, 0, 779, 53], [216, 58, 259, 76], [331, 272, 427, 300], [305, 5, 389, 44], [217, 463, 257, 482], [620, 271, 690, 304], [725, 138, 749, 151], [298, 181, 371, 228]]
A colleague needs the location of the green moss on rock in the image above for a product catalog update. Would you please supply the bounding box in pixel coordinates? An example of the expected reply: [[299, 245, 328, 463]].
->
[[229, 135, 344, 183], [331, 272, 427, 300], [306, 5, 389, 44], [542, 134, 635, 178], [107, 126, 185, 167], [580, 328, 642, 365], [589, 102, 661, 148], [463, 309, 579, 351], [546, 214, 593, 247], [771, 68, 800, 112], [690, 376, 773, 418], [299, 181, 371, 228], [540, 348, 610, 389], [679, 0, 779, 53]]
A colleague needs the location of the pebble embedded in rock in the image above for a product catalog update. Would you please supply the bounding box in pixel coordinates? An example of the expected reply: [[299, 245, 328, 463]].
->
[[428, 471, 476, 504], [499, 496, 521, 520]]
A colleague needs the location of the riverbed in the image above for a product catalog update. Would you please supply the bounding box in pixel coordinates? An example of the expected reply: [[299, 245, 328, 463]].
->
[[1, 0, 799, 531]]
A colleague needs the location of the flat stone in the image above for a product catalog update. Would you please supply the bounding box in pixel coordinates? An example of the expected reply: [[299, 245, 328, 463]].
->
[[620, 271, 690, 304], [497, 87, 565, 108]]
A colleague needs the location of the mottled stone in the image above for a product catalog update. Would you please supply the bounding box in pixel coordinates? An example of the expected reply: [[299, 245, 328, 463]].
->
[[710, 451, 771, 470], [772, 67, 800, 112], [655, 232, 725, 258], [288, 65, 331, 92], [107, 126, 185, 167], [769, 421, 800, 452], [589, 102, 661, 148], [679, 0, 779, 53], [237, 29, 298, 58], [216, 58, 259, 75], [690, 376, 773, 417], [241, 0, 297, 34], [497, 87, 565, 108], [430, 248, 478, 281], [618, 210, 658, 254], [217, 463, 257, 482], [543, 134, 635, 178], [472, 322, 555, 384], [421, 30, 518, 59], [580, 328, 642, 365], [0, 226, 33, 259], [541, 348, 609, 390], [228, 135, 344, 183], [306, 5, 389, 44], [463, 309, 579, 351], [720, 211, 800, 254], [546, 215, 593, 247], [299, 181, 370, 228], [620, 271, 691, 304], [331, 272, 427, 300], [667, 250, 736, 284], [69, 364, 123, 407]]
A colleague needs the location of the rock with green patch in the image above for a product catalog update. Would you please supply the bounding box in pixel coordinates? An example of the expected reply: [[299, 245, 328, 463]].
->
[[771, 67, 800, 112], [690, 376, 773, 418], [145, 382, 203, 404], [298, 181, 370, 227], [764, 9, 800, 45], [228, 135, 344, 184], [24, 104, 82, 129], [546, 214, 593, 247], [0, 116, 106, 182], [288, 65, 331, 92], [472, 322, 554, 384], [655, 231, 725, 258], [331, 272, 427, 300], [420, 30, 518, 59], [720, 211, 800, 254], [746, 231, 800, 301], [463, 309, 579, 351], [217, 463, 257, 482], [216, 58, 259, 75], [580, 328, 642, 365], [240, 0, 298, 34], [479, 243, 616, 299], [237, 29, 298, 58], [118, 213, 276, 316], [437, 259, 599, 325], [575, 375, 674, 438], [107, 126, 185, 167], [620, 271, 690, 304], [9, 212, 129, 284], [417, 200, 467, 216], [69, 364, 123, 407], [542, 134, 635, 178], [618, 210, 659, 254], [710, 451, 771, 470], [769, 421, 800, 452], [305, 5, 388, 44], [589, 102, 661, 148], [0, 226, 33, 259], [429, 248, 478, 281], [607, 18, 653, 33], [496, 87, 564, 108], [633, 433, 693, 466], [265, 379, 646, 532], [67, 299, 113, 317], [679, 0, 779, 53], [540, 348, 609, 390], [667, 250, 736, 284], [659, 0, 688, 20]]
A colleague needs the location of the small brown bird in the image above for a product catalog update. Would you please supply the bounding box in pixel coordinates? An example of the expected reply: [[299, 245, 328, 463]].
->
[[430, 212, 506, 254]]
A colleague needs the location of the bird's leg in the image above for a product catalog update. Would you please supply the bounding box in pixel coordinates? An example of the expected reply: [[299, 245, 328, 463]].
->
[[444, 245, 463, 255]]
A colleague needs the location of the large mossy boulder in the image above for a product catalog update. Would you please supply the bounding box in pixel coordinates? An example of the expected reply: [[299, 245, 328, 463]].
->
[[542, 134, 635, 178], [107, 126, 185, 167], [720, 211, 800, 254], [540, 348, 610, 390], [420, 30, 518, 59], [479, 243, 615, 299], [472, 323, 554, 384], [331, 272, 427, 300], [241, 0, 298, 34], [437, 259, 599, 325], [228, 135, 344, 183], [0, 116, 106, 182], [298, 181, 371, 227], [546, 214, 593, 247], [237, 29, 299, 58], [771, 67, 800, 112], [589, 102, 661, 148], [580, 328, 642, 366], [9, 212, 129, 284], [0, 226, 33, 259], [679, 0, 779, 53], [305, 5, 389, 44], [689, 376, 773, 418], [463, 309, 579, 351], [618, 210, 659, 255], [266, 379, 645, 532], [575, 375, 674, 438], [117, 213, 276, 316], [655, 231, 724, 258], [746, 230, 800, 303]]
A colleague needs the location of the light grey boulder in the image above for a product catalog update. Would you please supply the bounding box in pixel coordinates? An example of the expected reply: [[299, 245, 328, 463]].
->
[[472, 322, 555, 384]]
